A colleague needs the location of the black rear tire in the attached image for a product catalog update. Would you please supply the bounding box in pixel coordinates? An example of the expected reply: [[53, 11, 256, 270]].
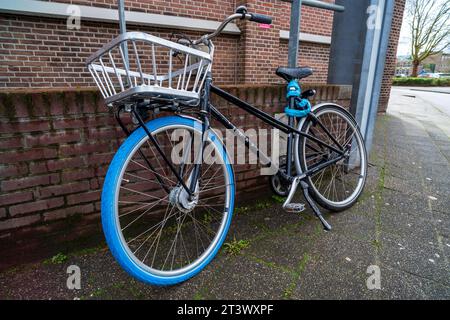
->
[[296, 105, 368, 212]]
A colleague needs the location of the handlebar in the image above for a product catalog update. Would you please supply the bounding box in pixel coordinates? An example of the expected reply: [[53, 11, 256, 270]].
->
[[193, 8, 272, 45], [248, 13, 273, 25]]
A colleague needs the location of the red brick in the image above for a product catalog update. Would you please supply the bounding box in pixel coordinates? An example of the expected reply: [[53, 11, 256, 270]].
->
[[43, 203, 94, 221], [38, 180, 90, 198], [0, 191, 33, 206], [52, 118, 89, 130], [29, 157, 85, 174], [87, 127, 123, 140], [94, 166, 108, 176], [25, 131, 80, 147], [66, 190, 101, 205], [0, 136, 23, 149], [1, 173, 59, 192], [59, 142, 110, 157], [89, 178, 100, 189], [0, 163, 28, 178], [9, 197, 64, 216], [61, 168, 96, 182], [0, 120, 50, 133], [86, 152, 114, 165], [53, 116, 114, 130], [0, 148, 57, 163], [0, 214, 40, 231], [0, 207, 6, 219]]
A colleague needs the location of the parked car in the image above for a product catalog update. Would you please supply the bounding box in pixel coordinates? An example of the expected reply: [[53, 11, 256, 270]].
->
[[418, 73, 440, 78], [436, 73, 450, 79]]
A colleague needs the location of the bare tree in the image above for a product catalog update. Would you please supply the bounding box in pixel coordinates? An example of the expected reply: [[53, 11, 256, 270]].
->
[[406, 0, 450, 76]]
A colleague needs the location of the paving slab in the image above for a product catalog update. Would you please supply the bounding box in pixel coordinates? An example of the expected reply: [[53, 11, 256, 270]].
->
[[205, 255, 293, 300], [378, 264, 450, 300], [331, 197, 377, 243], [291, 232, 377, 300], [378, 231, 449, 287]]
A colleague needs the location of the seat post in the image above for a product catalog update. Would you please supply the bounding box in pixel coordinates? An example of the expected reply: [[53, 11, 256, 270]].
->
[[285, 78, 301, 177], [286, 96, 296, 176]]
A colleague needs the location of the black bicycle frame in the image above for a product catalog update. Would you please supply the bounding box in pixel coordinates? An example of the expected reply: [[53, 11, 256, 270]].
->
[[209, 85, 344, 155], [124, 75, 346, 197]]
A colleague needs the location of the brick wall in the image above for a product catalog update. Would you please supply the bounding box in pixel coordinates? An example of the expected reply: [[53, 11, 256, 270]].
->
[[279, 41, 331, 83], [0, 15, 240, 88], [378, 0, 406, 113], [278, 0, 334, 36], [0, 84, 351, 269], [0, 0, 335, 89], [47, 0, 237, 21]]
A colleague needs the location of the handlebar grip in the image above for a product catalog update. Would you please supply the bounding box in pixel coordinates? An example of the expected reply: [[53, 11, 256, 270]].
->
[[249, 13, 272, 25]]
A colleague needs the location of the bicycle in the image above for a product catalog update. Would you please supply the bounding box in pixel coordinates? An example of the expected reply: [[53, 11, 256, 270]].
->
[[86, 6, 367, 286]]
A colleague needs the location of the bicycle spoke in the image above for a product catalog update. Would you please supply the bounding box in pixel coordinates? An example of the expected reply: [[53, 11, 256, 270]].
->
[[122, 194, 170, 230], [124, 171, 171, 188], [130, 159, 177, 185]]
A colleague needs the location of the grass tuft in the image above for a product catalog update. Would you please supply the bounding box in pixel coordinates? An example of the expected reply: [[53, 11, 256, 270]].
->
[[44, 252, 68, 265], [223, 238, 250, 255]]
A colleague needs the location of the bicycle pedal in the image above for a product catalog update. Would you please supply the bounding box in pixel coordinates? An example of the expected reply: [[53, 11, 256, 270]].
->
[[283, 203, 305, 214]]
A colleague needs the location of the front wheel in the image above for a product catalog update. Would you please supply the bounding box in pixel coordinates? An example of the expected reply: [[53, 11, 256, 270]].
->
[[295, 104, 367, 211], [101, 116, 235, 286]]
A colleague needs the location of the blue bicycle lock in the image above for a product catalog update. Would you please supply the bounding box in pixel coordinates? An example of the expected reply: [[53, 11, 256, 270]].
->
[[285, 79, 311, 118]]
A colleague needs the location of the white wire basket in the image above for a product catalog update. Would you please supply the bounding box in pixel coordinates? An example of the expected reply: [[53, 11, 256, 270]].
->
[[86, 32, 213, 107]]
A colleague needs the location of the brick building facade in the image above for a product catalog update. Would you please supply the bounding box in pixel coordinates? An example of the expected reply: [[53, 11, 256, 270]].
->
[[0, 0, 335, 88], [378, 0, 406, 113]]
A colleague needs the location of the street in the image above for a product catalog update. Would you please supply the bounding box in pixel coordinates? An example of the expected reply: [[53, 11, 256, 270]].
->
[[390, 87, 450, 136]]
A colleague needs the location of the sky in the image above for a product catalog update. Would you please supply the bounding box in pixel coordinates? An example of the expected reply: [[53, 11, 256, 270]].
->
[[397, 0, 449, 57], [397, 17, 411, 57]]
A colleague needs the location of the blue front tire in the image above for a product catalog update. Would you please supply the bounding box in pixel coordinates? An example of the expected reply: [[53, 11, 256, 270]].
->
[[101, 116, 235, 286]]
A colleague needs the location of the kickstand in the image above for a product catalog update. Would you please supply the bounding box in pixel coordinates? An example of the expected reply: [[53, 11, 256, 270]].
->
[[300, 181, 332, 231]]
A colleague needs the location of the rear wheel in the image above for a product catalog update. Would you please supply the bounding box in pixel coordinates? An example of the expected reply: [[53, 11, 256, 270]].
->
[[296, 105, 367, 211]]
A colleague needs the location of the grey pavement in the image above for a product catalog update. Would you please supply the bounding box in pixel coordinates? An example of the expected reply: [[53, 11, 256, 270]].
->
[[399, 86, 450, 95], [392, 86, 450, 120], [1, 89, 449, 300]]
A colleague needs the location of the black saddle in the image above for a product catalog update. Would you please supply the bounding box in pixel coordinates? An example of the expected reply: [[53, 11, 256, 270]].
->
[[276, 67, 313, 81]]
